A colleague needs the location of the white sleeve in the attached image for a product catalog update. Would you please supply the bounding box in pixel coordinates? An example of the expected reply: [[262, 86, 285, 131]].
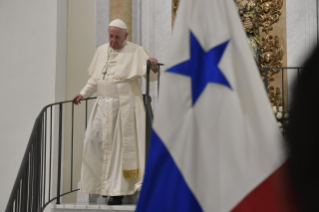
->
[[80, 77, 98, 98]]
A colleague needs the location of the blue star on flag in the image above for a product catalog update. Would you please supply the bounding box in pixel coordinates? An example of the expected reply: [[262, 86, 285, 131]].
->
[[167, 32, 232, 105]]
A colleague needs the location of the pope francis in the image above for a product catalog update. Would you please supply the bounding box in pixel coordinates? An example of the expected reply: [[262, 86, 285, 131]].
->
[[73, 19, 159, 205]]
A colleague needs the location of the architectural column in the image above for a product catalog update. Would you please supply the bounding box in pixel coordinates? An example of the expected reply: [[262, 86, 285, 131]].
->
[[110, 0, 132, 41]]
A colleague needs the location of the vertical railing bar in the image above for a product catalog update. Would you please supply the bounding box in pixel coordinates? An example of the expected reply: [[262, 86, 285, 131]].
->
[[39, 116, 43, 210], [39, 115, 44, 209], [16, 185, 19, 212], [19, 182, 22, 212], [265, 68, 268, 91], [281, 69, 285, 108], [21, 168, 25, 211], [32, 139, 36, 212], [35, 121, 41, 212], [14, 189, 18, 212], [49, 106, 52, 201], [157, 64, 160, 97], [35, 125, 38, 212], [18, 183, 21, 212], [16, 188, 18, 212], [146, 60, 150, 98], [28, 145, 34, 212], [85, 100, 88, 129], [18, 181, 20, 212], [43, 110, 47, 207], [9, 201, 13, 212], [56, 104, 63, 204], [71, 103, 74, 191], [15, 189, 19, 212], [32, 141, 36, 212], [37, 136, 41, 212], [27, 153, 31, 212], [30, 142, 36, 211], [20, 179, 23, 212], [18, 188, 21, 212], [21, 163, 28, 211], [26, 163, 30, 211], [34, 137, 38, 211], [145, 60, 151, 161], [21, 180, 23, 212], [25, 154, 29, 212], [281, 68, 285, 131], [19, 181, 23, 211], [34, 120, 42, 211]]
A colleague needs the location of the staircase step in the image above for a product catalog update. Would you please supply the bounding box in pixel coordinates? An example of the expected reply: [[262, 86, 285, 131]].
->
[[51, 204, 136, 212]]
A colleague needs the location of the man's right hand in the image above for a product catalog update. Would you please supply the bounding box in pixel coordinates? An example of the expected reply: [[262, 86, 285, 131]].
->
[[73, 94, 83, 105]]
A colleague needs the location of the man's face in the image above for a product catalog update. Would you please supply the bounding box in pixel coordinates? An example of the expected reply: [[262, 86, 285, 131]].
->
[[108, 26, 128, 50], [264, 3, 270, 13], [265, 53, 271, 63]]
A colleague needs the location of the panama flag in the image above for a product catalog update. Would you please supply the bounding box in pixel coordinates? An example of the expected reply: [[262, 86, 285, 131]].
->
[[136, 0, 294, 211]]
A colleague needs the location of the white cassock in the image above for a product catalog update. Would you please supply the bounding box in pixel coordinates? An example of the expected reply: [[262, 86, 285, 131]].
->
[[79, 40, 158, 196]]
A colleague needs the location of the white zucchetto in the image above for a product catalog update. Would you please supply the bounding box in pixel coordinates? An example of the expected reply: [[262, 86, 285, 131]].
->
[[109, 19, 127, 30]]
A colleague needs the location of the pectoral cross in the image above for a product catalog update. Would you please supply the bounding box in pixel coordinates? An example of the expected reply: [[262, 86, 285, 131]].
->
[[102, 68, 107, 79]]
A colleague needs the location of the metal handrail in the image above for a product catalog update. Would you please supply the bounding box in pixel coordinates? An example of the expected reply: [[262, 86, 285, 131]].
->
[[5, 61, 162, 212], [259, 67, 301, 69], [5, 96, 97, 212]]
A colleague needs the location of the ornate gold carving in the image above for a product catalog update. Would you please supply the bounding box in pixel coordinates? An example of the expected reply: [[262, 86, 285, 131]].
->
[[255, 0, 284, 107], [268, 86, 282, 106], [256, 0, 283, 34], [259, 35, 283, 68], [172, 0, 180, 27]]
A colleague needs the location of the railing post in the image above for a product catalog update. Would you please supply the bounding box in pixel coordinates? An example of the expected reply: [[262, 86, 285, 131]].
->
[[146, 60, 151, 98], [85, 100, 88, 129], [282, 68, 285, 108], [264, 68, 268, 91], [145, 60, 151, 161], [71, 103, 74, 191], [21, 163, 29, 210], [35, 122, 42, 212], [49, 106, 53, 201], [56, 104, 63, 204], [157, 64, 160, 97]]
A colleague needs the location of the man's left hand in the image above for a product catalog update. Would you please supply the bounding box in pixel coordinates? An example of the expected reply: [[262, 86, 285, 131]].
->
[[149, 57, 158, 67], [149, 57, 158, 73]]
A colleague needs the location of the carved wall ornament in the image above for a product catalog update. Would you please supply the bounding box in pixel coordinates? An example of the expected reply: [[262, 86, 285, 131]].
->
[[268, 86, 282, 107], [235, 0, 285, 106], [172, 0, 180, 27], [260, 35, 283, 67], [255, 0, 283, 34], [255, 0, 284, 107]]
